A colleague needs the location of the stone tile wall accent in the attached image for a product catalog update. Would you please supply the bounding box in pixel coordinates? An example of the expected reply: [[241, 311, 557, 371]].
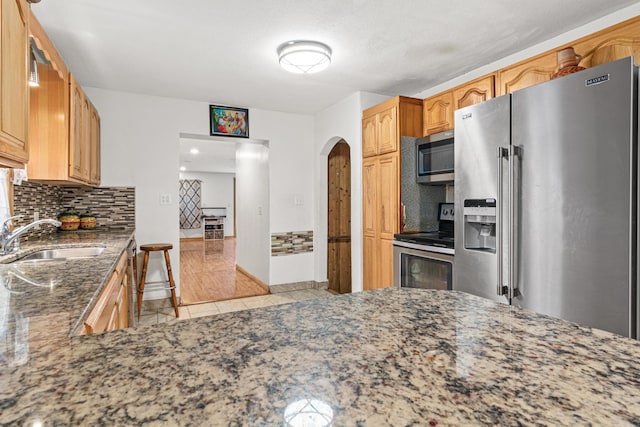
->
[[12, 181, 62, 239], [12, 181, 135, 240], [271, 231, 313, 256], [400, 136, 446, 232], [59, 186, 135, 230], [269, 280, 328, 293]]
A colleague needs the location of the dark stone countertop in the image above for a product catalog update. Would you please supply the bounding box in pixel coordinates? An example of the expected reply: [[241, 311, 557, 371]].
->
[[1, 287, 639, 425], [0, 229, 135, 338]]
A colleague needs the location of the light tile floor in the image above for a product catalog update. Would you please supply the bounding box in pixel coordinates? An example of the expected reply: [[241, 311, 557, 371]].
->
[[138, 289, 336, 327]]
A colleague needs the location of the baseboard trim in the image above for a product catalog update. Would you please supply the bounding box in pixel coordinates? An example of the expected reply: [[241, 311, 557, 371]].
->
[[236, 265, 270, 292], [180, 237, 203, 242]]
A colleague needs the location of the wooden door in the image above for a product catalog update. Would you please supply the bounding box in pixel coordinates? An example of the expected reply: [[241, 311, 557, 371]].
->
[[327, 141, 351, 294], [0, 0, 29, 167]]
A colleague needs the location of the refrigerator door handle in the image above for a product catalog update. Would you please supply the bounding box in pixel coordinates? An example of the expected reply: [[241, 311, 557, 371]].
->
[[508, 145, 522, 300], [496, 146, 508, 296]]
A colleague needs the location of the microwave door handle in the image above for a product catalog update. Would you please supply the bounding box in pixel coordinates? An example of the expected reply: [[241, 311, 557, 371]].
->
[[496, 147, 508, 296]]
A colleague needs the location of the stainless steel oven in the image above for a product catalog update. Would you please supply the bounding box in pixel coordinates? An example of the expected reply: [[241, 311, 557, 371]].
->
[[393, 240, 454, 290]]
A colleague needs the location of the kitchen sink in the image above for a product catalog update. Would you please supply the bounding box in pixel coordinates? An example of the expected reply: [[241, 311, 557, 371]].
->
[[14, 246, 106, 262]]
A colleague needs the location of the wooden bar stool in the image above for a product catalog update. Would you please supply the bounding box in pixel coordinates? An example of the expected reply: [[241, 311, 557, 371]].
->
[[137, 243, 179, 319]]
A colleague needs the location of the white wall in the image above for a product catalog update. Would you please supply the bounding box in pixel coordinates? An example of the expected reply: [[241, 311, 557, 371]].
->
[[86, 87, 315, 298], [250, 109, 316, 285], [236, 143, 270, 283], [313, 91, 388, 293], [179, 171, 235, 237]]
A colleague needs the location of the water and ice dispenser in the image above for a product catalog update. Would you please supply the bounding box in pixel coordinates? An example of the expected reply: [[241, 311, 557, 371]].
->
[[463, 199, 496, 253]]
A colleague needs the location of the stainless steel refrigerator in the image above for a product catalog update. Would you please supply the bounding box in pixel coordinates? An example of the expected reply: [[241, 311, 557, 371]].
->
[[453, 56, 638, 338]]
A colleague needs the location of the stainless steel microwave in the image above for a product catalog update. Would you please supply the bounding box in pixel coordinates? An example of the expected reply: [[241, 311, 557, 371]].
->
[[416, 129, 454, 184]]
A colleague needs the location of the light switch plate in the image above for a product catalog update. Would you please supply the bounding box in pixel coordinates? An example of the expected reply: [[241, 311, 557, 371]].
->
[[159, 194, 172, 205]]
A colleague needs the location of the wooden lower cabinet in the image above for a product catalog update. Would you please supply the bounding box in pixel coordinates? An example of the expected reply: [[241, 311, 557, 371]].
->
[[378, 238, 394, 288], [83, 251, 129, 335], [363, 235, 377, 290], [362, 154, 399, 291]]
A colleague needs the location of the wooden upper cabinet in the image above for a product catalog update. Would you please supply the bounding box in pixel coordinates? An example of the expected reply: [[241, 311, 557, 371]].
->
[[376, 106, 397, 155], [497, 52, 557, 95], [362, 96, 422, 157], [362, 115, 377, 157], [574, 18, 640, 68], [423, 91, 453, 135], [0, 0, 29, 168], [69, 74, 85, 181], [453, 75, 495, 109], [28, 11, 100, 186], [89, 102, 101, 185]]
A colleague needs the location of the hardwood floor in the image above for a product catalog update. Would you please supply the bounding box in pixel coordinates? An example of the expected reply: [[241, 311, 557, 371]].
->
[[179, 238, 269, 305]]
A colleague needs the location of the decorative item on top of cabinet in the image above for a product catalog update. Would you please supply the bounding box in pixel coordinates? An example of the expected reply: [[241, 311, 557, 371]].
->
[[0, 0, 30, 168], [423, 91, 453, 136], [551, 47, 586, 79]]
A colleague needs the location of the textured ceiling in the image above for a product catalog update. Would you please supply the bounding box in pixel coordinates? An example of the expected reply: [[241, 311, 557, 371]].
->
[[32, 0, 639, 114]]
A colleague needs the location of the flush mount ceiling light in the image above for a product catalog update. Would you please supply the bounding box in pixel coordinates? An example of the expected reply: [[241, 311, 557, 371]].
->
[[190, 148, 199, 154], [277, 40, 332, 74]]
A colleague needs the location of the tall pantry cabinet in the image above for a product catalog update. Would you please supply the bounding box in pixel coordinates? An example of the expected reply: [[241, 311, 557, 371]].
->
[[362, 96, 422, 290]]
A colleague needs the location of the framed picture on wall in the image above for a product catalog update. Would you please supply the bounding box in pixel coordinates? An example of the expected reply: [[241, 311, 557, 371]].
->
[[209, 105, 249, 138]]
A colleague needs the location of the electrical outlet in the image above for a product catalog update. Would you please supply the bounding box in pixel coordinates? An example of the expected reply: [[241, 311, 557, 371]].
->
[[33, 211, 39, 229], [257, 206, 262, 216], [159, 194, 172, 205]]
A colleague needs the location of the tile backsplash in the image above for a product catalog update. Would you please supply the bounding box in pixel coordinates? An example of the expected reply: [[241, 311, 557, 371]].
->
[[12, 181, 135, 240], [400, 136, 446, 232]]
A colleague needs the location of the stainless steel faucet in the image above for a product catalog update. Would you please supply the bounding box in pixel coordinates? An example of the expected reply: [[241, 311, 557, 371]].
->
[[0, 216, 62, 255]]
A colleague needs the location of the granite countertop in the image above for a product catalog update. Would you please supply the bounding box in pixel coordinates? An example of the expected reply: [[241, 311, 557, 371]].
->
[[1, 288, 639, 425], [0, 229, 135, 338]]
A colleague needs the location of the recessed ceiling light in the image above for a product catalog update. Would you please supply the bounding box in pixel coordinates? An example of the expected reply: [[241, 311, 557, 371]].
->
[[180, 166, 186, 171], [190, 148, 199, 154], [277, 40, 332, 74]]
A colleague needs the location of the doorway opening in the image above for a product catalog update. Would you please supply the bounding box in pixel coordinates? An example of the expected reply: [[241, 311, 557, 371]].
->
[[327, 140, 352, 294], [178, 133, 270, 305]]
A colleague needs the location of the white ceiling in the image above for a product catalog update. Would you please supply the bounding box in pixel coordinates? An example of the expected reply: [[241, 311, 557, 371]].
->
[[179, 135, 237, 174], [32, 0, 638, 114]]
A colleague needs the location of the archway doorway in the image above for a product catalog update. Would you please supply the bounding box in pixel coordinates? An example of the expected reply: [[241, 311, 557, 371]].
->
[[327, 140, 351, 294]]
